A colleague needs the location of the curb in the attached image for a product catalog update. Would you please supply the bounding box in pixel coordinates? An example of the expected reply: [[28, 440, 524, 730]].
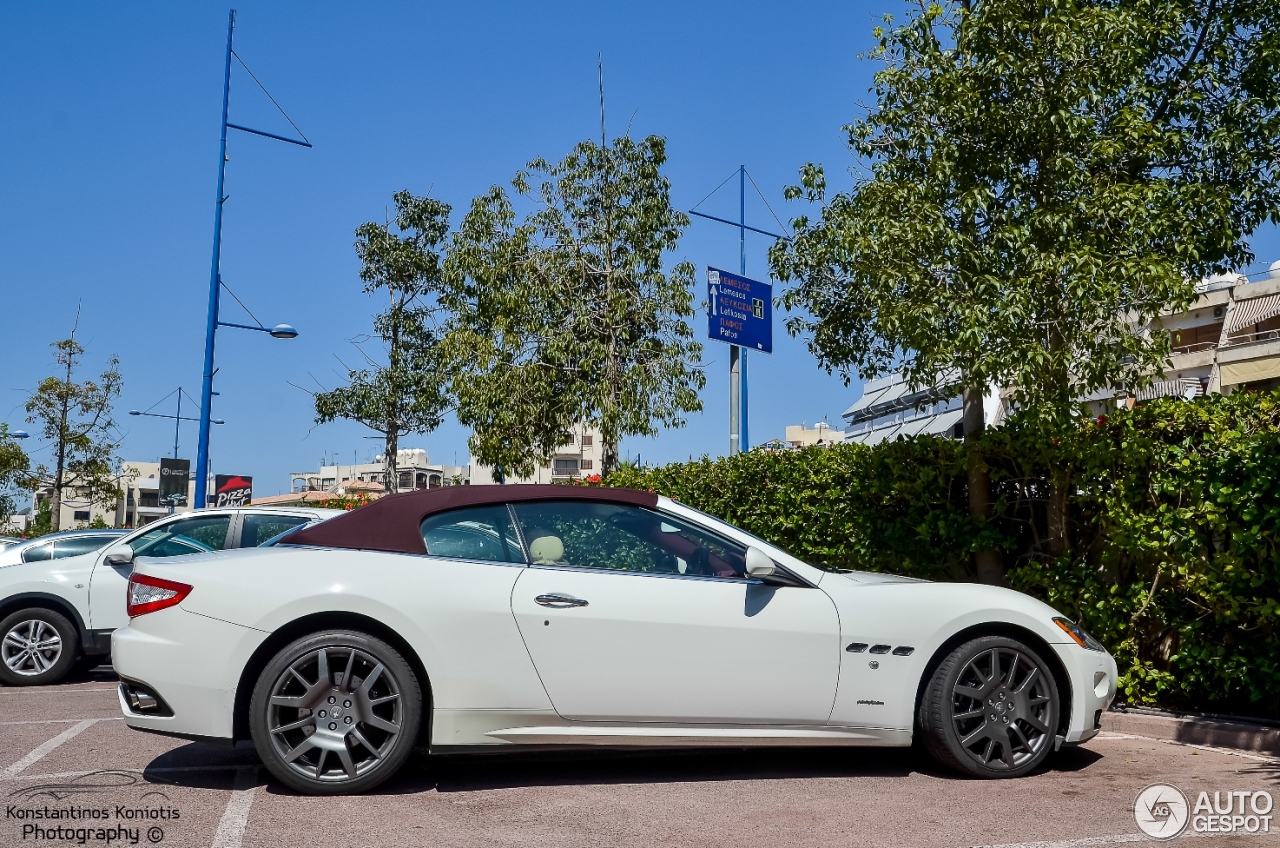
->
[[1101, 708, 1280, 756]]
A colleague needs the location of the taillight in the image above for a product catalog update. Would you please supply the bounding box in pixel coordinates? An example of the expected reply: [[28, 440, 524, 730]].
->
[[127, 573, 192, 618]]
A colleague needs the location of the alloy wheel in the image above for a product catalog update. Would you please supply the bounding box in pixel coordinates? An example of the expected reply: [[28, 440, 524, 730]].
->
[[2, 619, 63, 677], [265, 646, 404, 783], [950, 646, 1053, 771]]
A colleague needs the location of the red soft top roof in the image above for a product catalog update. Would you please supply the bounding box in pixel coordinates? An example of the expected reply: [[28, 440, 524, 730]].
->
[[284, 484, 659, 555]]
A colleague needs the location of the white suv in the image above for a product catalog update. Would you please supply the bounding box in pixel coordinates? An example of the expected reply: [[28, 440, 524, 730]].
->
[[0, 507, 339, 686]]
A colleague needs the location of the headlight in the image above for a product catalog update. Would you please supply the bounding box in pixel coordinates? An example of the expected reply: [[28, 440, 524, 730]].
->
[[1053, 617, 1105, 652]]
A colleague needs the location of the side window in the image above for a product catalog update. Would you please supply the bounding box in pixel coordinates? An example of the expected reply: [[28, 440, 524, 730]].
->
[[130, 515, 231, 558], [511, 501, 747, 578], [240, 514, 311, 547], [419, 506, 522, 563], [21, 542, 54, 563], [53, 536, 117, 559]]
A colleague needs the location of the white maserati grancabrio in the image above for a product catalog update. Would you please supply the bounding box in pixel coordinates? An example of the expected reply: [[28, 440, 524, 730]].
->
[[112, 486, 1117, 794]]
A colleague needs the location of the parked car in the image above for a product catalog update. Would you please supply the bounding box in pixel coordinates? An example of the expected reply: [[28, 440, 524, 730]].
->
[[0, 507, 339, 686], [112, 486, 1117, 795], [0, 529, 127, 568]]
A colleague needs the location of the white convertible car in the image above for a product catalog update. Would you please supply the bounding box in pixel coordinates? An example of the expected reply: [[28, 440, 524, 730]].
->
[[112, 486, 1116, 794]]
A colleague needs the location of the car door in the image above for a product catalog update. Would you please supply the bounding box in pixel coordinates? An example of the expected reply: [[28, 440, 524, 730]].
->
[[509, 500, 841, 725], [87, 513, 233, 631]]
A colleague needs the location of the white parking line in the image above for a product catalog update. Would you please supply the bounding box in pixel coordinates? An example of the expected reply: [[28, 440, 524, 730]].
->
[[2, 718, 98, 777], [0, 717, 123, 726], [0, 687, 118, 694], [211, 766, 259, 848], [0, 764, 250, 783]]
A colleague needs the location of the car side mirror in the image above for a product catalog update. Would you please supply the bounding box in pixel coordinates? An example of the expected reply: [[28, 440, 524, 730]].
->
[[104, 543, 134, 566], [745, 546, 775, 579]]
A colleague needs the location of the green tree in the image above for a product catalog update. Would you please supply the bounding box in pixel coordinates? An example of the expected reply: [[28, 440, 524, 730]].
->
[[313, 191, 453, 494], [771, 0, 1280, 581], [0, 425, 30, 529], [444, 135, 704, 478], [24, 324, 125, 531]]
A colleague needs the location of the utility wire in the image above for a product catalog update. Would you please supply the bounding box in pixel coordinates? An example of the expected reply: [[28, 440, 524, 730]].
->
[[232, 50, 311, 146], [139, 388, 179, 416], [219, 279, 265, 328], [689, 169, 740, 213], [745, 169, 790, 238]]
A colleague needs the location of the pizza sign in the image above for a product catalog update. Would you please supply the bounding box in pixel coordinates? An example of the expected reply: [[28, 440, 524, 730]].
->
[[213, 474, 252, 507]]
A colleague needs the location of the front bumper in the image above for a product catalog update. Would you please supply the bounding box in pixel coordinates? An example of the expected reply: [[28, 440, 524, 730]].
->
[[1051, 641, 1118, 744], [112, 606, 267, 741]]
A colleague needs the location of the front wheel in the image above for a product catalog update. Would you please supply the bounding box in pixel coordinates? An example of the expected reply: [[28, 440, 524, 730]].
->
[[0, 607, 79, 686], [918, 635, 1060, 778], [249, 631, 422, 794]]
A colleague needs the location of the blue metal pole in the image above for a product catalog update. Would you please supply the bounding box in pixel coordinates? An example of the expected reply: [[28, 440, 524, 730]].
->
[[739, 165, 748, 452], [195, 9, 235, 509], [174, 390, 181, 459]]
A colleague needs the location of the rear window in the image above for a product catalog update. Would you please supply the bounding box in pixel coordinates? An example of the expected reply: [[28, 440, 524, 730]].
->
[[241, 514, 312, 547], [53, 536, 117, 559], [21, 542, 53, 563]]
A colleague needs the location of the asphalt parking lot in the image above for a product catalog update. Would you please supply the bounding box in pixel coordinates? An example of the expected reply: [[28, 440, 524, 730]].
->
[[2, 666, 1277, 848]]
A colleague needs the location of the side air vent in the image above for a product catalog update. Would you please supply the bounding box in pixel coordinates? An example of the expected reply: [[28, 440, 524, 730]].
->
[[869, 644, 892, 654], [892, 646, 915, 656], [845, 642, 869, 653]]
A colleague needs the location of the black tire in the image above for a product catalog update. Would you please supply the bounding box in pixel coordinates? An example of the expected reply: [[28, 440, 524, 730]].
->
[[0, 607, 80, 686], [249, 630, 421, 795], [918, 635, 1060, 778]]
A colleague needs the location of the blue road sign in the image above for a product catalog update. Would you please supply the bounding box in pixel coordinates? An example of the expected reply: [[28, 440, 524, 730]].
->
[[707, 266, 772, 354]]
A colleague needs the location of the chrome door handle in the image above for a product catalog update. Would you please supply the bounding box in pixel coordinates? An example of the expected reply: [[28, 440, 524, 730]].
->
[[534, 593, 589, 608]]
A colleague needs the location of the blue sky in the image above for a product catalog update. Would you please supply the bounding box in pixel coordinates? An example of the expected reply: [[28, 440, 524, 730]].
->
[[4, 2, 1279, 497]]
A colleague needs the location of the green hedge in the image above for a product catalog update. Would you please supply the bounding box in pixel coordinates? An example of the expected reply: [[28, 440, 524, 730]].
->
[[605, 391, 1280, 719]]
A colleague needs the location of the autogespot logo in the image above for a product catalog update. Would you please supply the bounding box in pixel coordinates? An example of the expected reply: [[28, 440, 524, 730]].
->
[[1134, 784, 1275, 838], [1135, 784, 1190, 839]]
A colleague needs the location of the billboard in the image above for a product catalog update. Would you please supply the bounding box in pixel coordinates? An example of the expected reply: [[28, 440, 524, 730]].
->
[[706, 266, 772, 353], [213, 475, 253, 508], [158, 458, 190, 508]]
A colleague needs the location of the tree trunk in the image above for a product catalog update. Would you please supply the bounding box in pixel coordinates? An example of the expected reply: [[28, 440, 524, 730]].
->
[[602, 437, 619, 477], [964, 387, 1003, 584], [384, 427, 399, 495], [1046, 473, 1071, 557]]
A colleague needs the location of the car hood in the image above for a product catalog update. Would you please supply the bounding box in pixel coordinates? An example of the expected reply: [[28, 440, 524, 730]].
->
[[834, 569, 929, 585]]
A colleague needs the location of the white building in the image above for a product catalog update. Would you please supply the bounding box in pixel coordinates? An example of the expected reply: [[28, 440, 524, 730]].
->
[[1142, 262, 1280, 397], [468, 425, 605, 484], [783, 422, 845, 448], [288, 448, 469, 496], [841, 261, 1280, 440], [29, 459, 193, 530], [843, 373, 1002, 446]]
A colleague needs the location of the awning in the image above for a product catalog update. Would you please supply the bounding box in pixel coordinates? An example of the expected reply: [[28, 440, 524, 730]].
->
[[845, 423, 901, 445], [1220, 358, 1280, 386], [1136, 378, 1203, 401], [1227, 293, 1280, 333], [918, 408, 965, 437]]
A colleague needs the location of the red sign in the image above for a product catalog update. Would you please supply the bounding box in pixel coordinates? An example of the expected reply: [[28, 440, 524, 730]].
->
[[213, 475, 252, 507]]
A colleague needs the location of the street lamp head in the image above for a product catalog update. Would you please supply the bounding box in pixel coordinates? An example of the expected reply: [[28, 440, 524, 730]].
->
[[10, 430, 28, 440], [270, 323, 299, 339], [212, 419, 226, 425], [129, 410, 141, 416]]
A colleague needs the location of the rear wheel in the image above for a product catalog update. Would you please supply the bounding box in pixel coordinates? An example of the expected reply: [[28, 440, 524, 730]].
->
[[249, 630, 421, 794], [919, 635, 1059, 778], [0, 607, 79, 686]]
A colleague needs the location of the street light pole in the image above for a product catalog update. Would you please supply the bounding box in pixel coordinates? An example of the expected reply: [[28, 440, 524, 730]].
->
[[194, 9, 236, 509], [193, 10, 310, 508]]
